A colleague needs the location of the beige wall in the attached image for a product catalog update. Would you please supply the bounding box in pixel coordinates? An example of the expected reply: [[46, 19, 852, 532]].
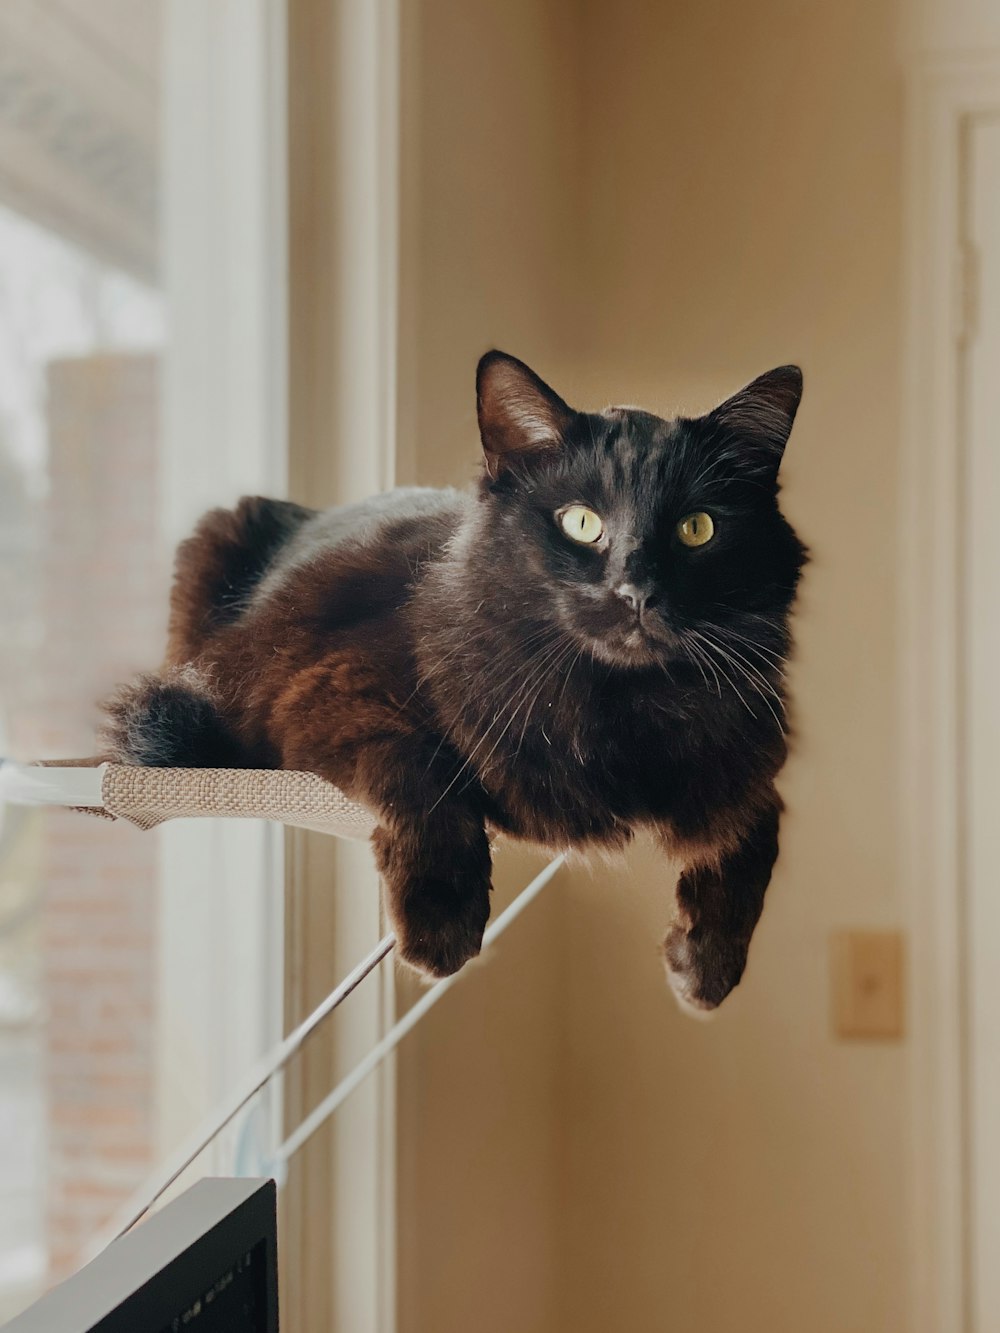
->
[[397, 2, 907, 1330], [395, 6, 578, 1329]]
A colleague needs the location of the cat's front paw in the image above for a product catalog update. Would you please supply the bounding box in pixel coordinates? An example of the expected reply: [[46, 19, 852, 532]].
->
[[390, 876, 491, 979], [662, 923, 748, 1015]]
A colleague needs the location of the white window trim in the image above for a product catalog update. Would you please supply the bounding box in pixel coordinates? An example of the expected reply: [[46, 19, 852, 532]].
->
[[156, 0, 289, 1175], [157, 4, 403, 1323]]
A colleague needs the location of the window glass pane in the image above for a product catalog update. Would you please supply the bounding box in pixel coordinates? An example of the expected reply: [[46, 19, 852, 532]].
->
[[0, 4, 282, 1316]]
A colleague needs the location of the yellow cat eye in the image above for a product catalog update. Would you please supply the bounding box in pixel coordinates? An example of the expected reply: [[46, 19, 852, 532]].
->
[[677, 512, 715, 547], [559, 505, 605, 545]]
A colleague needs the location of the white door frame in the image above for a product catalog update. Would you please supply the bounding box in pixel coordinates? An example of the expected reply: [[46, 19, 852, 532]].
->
[[902, 51, 1000, 1333]]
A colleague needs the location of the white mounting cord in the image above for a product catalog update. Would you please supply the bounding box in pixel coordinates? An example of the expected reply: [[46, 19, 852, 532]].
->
[[276, 851, 566, 1166], [83, 931, 396, 1261], [82, 851, 565, 1263]]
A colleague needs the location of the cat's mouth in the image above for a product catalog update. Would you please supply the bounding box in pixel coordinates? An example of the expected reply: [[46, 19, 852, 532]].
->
[[588, 617, 675, 669], [559, 592, 680, 668]]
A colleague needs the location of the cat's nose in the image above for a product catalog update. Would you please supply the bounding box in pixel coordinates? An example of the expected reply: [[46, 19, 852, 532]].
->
[[615, 582, 657, 616]]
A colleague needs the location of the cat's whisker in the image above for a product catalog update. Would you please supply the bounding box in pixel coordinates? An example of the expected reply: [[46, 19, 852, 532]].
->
[[514, 639, 580, 761], [683, 630, 727, 700], [698, 629, 786, 707], [680, 636, 719, 698], [699, 474, 771, 495], [674, 636, 708, 693], [684, 454, 732, 495], [555, 645, 586, 711], [425, 630, 569, 812], [705, 648, 782, 704], [715, 632, 787, 673], [701, 634, 782, 704], [418, 628, 561, 772], [705, 615, 789, 670], [514, 652, 563, 755], [505, 640, 580, 763], [696, 624, 785, 691], [404, 620, 559, 712], [694, 631, 785, 732], [477, 636, 579, 779], [411, 621, 543, 691], [728, 608, 785, 630], [440, 625, 562, 696], [687, 629, 760, 721], [681, 432, 736, 491], [453, 638, 570, 795]]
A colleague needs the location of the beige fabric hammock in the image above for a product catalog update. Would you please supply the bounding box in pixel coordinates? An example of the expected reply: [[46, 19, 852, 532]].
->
[[0, 759, 376, 839]]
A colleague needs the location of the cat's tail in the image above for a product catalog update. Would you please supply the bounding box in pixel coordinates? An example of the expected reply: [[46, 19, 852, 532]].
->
[[100, 666, 249, 768]]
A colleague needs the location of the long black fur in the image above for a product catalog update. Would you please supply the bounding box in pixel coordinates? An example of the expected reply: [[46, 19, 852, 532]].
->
[[103, 352, 807, 1008]]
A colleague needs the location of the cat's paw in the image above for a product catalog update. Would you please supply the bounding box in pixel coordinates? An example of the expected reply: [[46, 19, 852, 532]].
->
[[391, 877, 491, 979], [662, 923, 747, 1015]]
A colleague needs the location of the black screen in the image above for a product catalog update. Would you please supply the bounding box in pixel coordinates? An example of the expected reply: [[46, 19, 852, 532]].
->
[[157, 1240, 268, 1333]]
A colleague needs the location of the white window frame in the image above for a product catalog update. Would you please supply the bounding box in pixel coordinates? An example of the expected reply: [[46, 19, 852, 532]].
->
[[155, 0, 290, 1172], [156, 4, 402, 1325]]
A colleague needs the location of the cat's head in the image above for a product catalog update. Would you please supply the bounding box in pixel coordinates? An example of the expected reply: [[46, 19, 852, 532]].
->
[[474, 350, 807, 673]]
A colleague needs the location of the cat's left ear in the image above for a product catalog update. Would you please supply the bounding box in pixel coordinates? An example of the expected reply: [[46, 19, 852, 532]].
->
[[477, 350, 577, 479], [706, 365, 803, 477]]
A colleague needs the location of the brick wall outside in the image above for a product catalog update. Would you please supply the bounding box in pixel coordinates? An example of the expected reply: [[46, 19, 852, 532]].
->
[[29, 354, 164, 1276]]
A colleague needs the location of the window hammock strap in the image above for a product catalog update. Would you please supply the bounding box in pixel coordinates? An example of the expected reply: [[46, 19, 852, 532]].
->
[[82, 852, 567, 1264]]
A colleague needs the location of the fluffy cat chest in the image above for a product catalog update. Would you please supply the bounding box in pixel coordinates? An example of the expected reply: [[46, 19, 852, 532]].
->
[[467, 709, 701, 842]]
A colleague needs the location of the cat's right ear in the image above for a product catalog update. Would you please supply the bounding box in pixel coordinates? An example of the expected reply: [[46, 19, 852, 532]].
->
[[476, 351, 576, 479]]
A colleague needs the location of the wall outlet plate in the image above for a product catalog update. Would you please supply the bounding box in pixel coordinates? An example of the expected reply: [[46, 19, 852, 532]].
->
[[830, 929, 905, 1040]]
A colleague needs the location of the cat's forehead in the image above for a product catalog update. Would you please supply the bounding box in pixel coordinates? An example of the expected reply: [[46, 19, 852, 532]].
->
[[603, 404, 673, 436], [572, 407, 691, 482], [549, 407, 716, 528]]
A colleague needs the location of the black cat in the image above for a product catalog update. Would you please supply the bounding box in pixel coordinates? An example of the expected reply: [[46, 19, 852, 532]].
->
[[103, 351, 807, 1011]]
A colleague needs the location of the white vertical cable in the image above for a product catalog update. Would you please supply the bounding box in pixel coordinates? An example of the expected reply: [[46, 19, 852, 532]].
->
[[79, 850, 565, 1264], [82, 932, 395, 1262], [276, 853, 566, 1166]]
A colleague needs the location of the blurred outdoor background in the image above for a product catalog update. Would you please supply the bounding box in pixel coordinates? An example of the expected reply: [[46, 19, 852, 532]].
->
[[0, 1, 996, 1331]]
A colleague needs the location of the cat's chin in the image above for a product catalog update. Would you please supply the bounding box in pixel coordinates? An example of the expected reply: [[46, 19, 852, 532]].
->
[[585, 628, 669, 671]]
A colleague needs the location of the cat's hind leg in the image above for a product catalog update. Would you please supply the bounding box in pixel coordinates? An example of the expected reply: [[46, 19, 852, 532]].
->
[[100, 666, 250, 768], [167, 496, 313, 663]]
